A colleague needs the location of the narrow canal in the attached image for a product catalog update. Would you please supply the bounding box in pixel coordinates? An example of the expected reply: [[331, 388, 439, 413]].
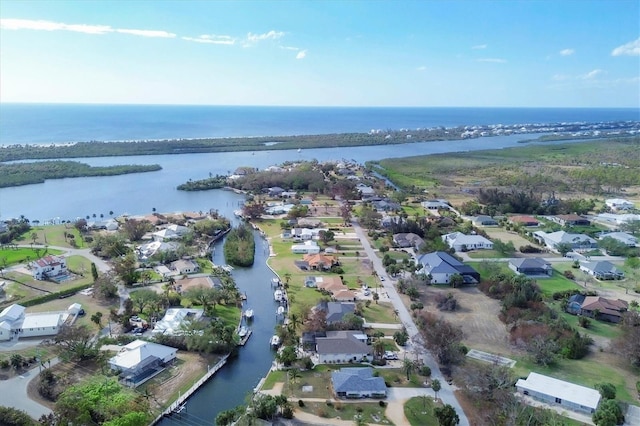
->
[[160, 229, 279, 425]]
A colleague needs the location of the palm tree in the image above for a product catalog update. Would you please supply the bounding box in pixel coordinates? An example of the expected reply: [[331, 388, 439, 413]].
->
[[402, 358, 415, 381], [283, 273, 291, 289], [288, 368, 300, 384], [372, 339, 385, 361], [431, 378, 441, 401], [393, 309, 399, 321]]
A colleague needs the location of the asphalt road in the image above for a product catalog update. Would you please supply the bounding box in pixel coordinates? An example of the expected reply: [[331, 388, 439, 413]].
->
[[0, 358, 60, 419], [351, 218, 470, 426]]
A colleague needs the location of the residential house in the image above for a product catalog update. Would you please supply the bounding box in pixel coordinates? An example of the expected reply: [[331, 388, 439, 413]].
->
[[442, 232, 493, 252], [579, 261, 625, 280], [596, 213, 640, 225], [315, 276, 356, 301], [170, 259, 200, 275], [108, 340, 177, 387], [316, 330, 372, 364], [30, 255, 68, 280], [331, 367, 387, 399], [356, 183, 375, 196], [315, 301, 356, 324], [392, 233, 425, 250], [551, 214, 590, 226], [508, 258, 552, 277], [86, 219, 119, 231], [175, 276, 223, 293], [0, 304, 68, 341], [151, 308, 203, 336], [268, 187, 285, 197], [297, 253, 339, 271], [566, 294, 586, 315], [508, 215, 540, 227], [371, 200, 401, 212], [605, 198, 635, 211], [598, 232, 638, 247], [516, 372, 601, 414], [473, 215, 498, 226], [137, 241, 180, 261], [533, 231, 597, 253], [152, 224, 189, 241], [291, 240, 321, 254], [417, 251, 480, 284], [265, 203, 295, 215], [421, 199, 450, 210], [578, 296, 628, 323]]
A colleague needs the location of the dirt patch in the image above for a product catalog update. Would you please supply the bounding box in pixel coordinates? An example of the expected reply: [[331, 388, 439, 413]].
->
[[421, 286, 514, 356], [481, 228, 544, 254]]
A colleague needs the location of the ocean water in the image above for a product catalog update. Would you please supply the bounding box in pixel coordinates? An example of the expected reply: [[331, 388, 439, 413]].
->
[[0, 103, 638, 145]]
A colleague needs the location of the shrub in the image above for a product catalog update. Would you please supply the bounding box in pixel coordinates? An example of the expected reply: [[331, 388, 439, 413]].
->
[[578, 316, 591, 328], [421, 366, 432, 377], [282, 405, 294, 419], [325, 400, 333, 407], [563, 270, 575, 279], [519, 245, 542, 253], [298, 399, 305, 408], [379, 400, 387, 407]]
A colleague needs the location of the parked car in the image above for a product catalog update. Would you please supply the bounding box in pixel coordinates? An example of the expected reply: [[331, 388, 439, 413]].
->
[[383, 351, 398, 360], [380, 276, 385, 281]]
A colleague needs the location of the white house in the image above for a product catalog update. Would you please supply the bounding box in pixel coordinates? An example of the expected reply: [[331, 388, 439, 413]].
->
[[315, 330, 372, 364], [30, 255, 68, 280], [152, 224, 189, 241], [605, 198, 635, 211], [421, 199, 450, 210], [516, 372, 601, 414], [596, 213, 640, 225], [137, 241, 180, 260], [151, 308, 203, 336], [442, 232, 493, 252], [291, 240, 321, 254], [533, 231, 597, 252], [170, 259, 200, 275], [0, 304, 67, 341], [108, 340, 177, 386]]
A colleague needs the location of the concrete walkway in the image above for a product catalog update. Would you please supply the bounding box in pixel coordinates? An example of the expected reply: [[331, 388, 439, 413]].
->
[[351, 218, 470, 426], [0, 358, 60, 419]]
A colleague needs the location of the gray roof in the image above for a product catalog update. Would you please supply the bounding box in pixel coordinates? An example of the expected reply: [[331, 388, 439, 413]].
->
[[509, 257, 551, 269], [417, 251, 479, 277], [317, 301, 356, 324], [581, 261, 621, 275], [316, 331, 371, 355], [331, 367, 387, 394]]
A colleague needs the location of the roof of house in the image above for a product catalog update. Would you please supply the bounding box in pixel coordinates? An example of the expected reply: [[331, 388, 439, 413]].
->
[[316, 331, 371, 355], [331, 367, 387, 394], [554, 214, 589, 222], [303, 253, 337, 267], [172, 259, 198, 270], [151, 308, 203, 335], [515, 372, 601, 410], [580, 296, 628, 316], [581, 261, 622, 275], [442, 232, 493, 247], [393, 233, 425, 248], [109, 340, 177, 370], [317, 301, 356, 323], [474, 215, 498, 223], [33, 255, 65, 268], [536, 231, 596, 245], [21, 313, 64, 329], [418, 251, 479, 277], [509, 257, 551, 270], [599, 232, 638, 245], [0, 304, 25, 322]]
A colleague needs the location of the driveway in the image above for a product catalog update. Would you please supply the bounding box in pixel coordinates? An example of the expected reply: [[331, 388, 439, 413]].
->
[[351, 218, 470, 426], [0, 358, 60, 419]]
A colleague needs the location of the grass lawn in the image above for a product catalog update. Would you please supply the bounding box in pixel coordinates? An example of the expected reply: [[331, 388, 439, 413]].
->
[[0, 247, 64, 267], [380, 250, 411, 261], [377, 368, 427, 388], [16, 225, 86, 248], [536, 270, 582, 297], [548, 302, 623, 340], [404, 396, 440, 426], [362, 301, 400, 324], [28, 292, 117, 329], [466, 250, 507, 259], [261, 370, 287, 390], [298, 400, 392, 425]]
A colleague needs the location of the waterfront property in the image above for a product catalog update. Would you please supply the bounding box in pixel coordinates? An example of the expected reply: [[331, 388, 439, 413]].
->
[[109, 340, 178, 387], [291, 240, 320, 254], [442, 232, 493, 252], [508, 257, 552, 277], [170, 259, 200, 275], [315, 330, 372, 364], [515, 372, 601, 414], [416, 251, 480, 284], [314, 276, 356, 301], [331, 367, 387, 399], [151, 308, 203, 336], [315, 301, 356, 324]]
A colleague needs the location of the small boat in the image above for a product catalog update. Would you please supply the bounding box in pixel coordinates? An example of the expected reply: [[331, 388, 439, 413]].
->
[[297, 148, 301, 153], [238, 326, 249, 338], [270, 335, 281, 347], [244, 309, 254, 319], [276, 306, 285, 316], [274, 289, 283, 302]]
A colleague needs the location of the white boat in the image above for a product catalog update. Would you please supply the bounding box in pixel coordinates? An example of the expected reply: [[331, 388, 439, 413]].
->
[[244, 309, 254, 319], [276, 306, 285, 316], [270, 335, 281, 347], [274, 289, 283, 302], [238, 326, 249, 338], [297, 148, 301, 153]]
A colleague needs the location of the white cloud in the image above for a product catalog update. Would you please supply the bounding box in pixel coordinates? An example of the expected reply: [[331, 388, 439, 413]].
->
[[183, 34, 235, 45], [247, 30, 284, 42], [611, 37, 640, 56], [116, 29, 176, 38], [296, 50, 307, 59], [417, 66, 427, 71], [476, 58, 507, 63], [582, 69, 604, 79], [559, 48, 575, 56], [1, 18, 112, 34], [280, 45, 299, 51], [472, 44, 487, 49]]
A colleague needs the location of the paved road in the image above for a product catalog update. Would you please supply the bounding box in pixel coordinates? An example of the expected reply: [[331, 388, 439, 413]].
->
[[0, 358, 60, 419], [351, 218, 470, 426], [15, 244, 112, 273]]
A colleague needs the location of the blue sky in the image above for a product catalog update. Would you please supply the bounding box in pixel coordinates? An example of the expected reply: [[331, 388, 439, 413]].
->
[[1, 0, 638, 107]]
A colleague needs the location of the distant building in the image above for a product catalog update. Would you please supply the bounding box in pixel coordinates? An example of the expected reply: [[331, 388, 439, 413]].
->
[[508, 215, 540, 227], [598, 231, 638, 247], [472, 215, 499, 226], [551, 214, 590, 226], [442, 232, 493, 252], [605, 198, 635, 211], [508, 258, 552, 277], [533, 231, 597, 252]]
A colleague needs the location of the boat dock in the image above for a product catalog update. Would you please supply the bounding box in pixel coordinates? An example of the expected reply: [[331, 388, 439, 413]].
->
[[237, 329, 253, 346]]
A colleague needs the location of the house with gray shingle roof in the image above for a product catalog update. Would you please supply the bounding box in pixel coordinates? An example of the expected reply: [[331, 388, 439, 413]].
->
[[533, 231, 597, 252], [579, 261, 624, 280], [315, 301, 356, 324], [316, 330, 371, 364], [331, 367, 387, 399], [417, 251, 480, 284], [508, 258, 552, 277], [598, 232, 638, 247], [442, 232, 493, 252]]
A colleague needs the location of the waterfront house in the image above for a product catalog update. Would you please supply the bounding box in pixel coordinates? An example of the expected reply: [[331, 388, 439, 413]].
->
[[516, 372, 600, 414], [442, 232, 493, 252], [416, 251, 480, 284], [315, 330, 372, 364], [315, 301, 356, 324], [300, 253, 339, 271], [170, 259, 200, 275], [137, 241, 180, 261], [291, 240, 321, 254], [579, 261, 625, 280], [315, 276, 356, 301], [109, 340, 177, 387], [30, 255, 67, 280], [508, 258, 552, 277], [152, 224, 189, 241], [331, 367, 387, 399], [151, 308, 203, 336]]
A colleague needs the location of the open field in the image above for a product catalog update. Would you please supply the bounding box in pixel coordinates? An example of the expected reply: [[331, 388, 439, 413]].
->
[[0, 247, 64, 267], [15, 225, 86, 248], [404, 396, 440, 426], [481, 228, 544, 253]]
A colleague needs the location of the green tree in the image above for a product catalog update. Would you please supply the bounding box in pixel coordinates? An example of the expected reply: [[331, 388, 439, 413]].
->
[[0, 406, 36, 426], [113, 252, 138, 285], [288, 368, 300, 384], [432, 378, 441, 399], [129, 289, 161, 314], [434, 404, 459, 426], [555, 242, 573, 256], [592, 399, 624, 426], [90, 312, 103, 329], [54, 325, 98, 361], [319, 230, 335, 245], [401, 358, 415, 380], [276, 346, 298, 367], [90, 262, 99, 281], [595, 383, 617, 400], [449, 273, 464, 288]]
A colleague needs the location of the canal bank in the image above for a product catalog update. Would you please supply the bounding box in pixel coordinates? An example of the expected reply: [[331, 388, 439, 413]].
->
[[159, 229, 279, 425]]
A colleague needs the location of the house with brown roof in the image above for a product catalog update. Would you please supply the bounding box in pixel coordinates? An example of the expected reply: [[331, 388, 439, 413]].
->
[[316, 276, 356, 301], [509, 215, 540, 227], [30, 255, 67, 280], [299, 253, 339, 271], [579, 296, 628, 323]]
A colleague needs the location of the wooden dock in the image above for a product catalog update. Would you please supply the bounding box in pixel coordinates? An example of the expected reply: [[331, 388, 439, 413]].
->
[[237, 329, 253, 346]]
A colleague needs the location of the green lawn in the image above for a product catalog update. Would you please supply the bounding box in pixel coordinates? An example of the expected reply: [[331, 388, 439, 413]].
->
[[261, 369, 287, 390], [298, 400, 392, 425], [404, 396, 439, 426], [0, 247, 64, 267], [548, 302, 623, 340], [362, 301, 400, 324], [466, 250, 508, 259], [377, 368, 426, 388], [16, 225, 86, 248], [536, 270, 582, 297]]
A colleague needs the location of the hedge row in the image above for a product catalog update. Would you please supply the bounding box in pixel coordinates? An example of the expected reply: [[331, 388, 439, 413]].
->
[[21, 283, 94, 307]]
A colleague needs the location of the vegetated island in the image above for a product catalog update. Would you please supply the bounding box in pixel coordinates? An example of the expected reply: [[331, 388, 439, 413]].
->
[[223, 224, 256, 267], [0, 161, 162, 188], [177, 174, 228, 191], [0, 119, 637, 162]]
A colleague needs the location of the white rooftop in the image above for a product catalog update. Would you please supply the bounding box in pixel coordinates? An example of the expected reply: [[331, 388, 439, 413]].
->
[[109, 340, 176, 370], [22, 313, 66, 329], [516, 372, 601, 410]]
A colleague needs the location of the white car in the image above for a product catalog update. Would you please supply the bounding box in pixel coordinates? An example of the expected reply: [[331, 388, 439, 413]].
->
[[383, 351, 398, 360]]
